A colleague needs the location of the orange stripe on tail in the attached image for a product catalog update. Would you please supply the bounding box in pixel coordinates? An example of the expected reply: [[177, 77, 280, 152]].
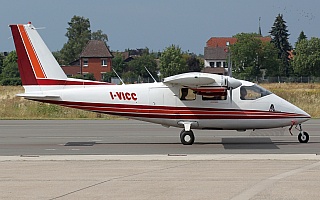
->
[[17, 25, 46, 78]]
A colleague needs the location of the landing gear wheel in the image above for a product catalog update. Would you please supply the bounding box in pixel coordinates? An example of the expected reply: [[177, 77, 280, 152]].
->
[[180, 130, 195, 145], [298, 132, 309, 143]]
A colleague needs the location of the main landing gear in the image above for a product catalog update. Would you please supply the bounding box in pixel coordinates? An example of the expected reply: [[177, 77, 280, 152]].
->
[[289, 123, 309, 143], [180, 129, 195, 145], [179, 122, 196, 145]]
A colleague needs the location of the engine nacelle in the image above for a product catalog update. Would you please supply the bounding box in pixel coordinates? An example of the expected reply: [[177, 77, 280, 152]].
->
[[220, 76, 242, 89]]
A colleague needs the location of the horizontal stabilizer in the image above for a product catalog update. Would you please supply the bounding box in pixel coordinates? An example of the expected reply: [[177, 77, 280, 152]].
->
[[16, 93, 60, 99]]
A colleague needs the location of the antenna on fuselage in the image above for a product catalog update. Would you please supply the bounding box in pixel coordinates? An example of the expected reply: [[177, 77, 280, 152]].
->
[[112, 68, 125, 85], [226, 41, 233, 103], [144, 66, 157, 83]]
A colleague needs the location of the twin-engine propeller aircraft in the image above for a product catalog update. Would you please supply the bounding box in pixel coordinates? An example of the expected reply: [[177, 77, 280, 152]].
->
[[9, 22, 311, 145]]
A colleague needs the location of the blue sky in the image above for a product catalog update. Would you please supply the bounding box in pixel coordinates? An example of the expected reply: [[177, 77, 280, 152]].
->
[[1, 0, 319, 54]]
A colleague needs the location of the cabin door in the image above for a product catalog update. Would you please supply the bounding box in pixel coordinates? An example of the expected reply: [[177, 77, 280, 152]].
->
[[149, 87, 177, 107]]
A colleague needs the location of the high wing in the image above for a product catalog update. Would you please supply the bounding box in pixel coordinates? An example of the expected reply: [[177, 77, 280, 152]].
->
[[163, 72, 242, 89]]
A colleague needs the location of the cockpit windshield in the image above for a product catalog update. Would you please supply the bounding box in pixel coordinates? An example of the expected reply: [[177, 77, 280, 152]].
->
[[240, 84, 272, 100]]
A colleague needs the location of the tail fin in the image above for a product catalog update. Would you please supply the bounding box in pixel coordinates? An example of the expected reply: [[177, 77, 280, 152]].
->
[[10, 22, 111, 96], [9, 23, 67, 87]]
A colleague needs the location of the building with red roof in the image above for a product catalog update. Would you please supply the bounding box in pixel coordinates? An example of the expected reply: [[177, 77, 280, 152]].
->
[[203, 36, 271, 75], [61, 40, 113, 81]]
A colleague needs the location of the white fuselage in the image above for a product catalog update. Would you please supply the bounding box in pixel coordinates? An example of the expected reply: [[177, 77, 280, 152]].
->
[[29, 80, 310, 131]]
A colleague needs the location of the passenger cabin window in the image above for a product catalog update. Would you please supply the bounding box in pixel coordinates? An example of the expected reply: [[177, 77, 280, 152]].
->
[[180, 88, 196, 101], [199, 87, 227, 100], [202, 93, 227, 100], [240, 85, 272, 100]]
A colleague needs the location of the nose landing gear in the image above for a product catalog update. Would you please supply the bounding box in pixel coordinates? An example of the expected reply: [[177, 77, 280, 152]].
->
[[298, 131, 309, 143], [289, 123, 309, 143]]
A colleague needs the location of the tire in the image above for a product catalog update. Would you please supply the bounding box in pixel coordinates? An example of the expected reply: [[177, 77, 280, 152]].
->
[[180, 130, 195, 145], [298, 132, 309, 143]]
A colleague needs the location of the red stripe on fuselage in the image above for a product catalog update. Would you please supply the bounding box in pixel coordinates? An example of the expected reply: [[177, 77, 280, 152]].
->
[[33, 99, 310, 120]]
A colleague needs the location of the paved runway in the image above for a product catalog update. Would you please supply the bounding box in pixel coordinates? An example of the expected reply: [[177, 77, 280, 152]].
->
[[1, 119, 320, 199], [0, 119, 319, 155]]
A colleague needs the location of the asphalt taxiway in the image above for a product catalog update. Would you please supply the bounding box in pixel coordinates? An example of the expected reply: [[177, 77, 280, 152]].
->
[[0, 119, 319, 155], [1, 119, 320, 199]]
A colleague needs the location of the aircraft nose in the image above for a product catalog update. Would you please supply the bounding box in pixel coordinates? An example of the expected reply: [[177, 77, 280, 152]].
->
[[272, 94, 310, 123], [293, 105, 311, 123], [295, 106, 310, 117]]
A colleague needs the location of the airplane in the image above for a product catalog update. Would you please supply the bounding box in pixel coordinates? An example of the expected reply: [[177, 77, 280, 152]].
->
[[9, 22, 311, 145]]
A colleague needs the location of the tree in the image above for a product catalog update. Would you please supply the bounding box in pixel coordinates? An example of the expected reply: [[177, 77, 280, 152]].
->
[[262, 42, 282, 77], [58, 16, 110, 66], [269, 14, 292, 77], [111, 52, 126, 75], [159, 45, 187, 78], [52, 51, 64, 65], [0, 51, 21, 85], [72, 73, 95, 81], [230, 33, 262, 79], [0, 52, 5, 75], [296, 31, 307, 46], [101, 52, 126, 82], [83, 73, 96, 81], [60, 16, 91, 65], [230, 33, 280, 79], [91, 30, 108, 44], [126, 53, 158, 80], [122, 71, 138, 83], [185, 54, 202, 72], [292, 37, 320, 77]]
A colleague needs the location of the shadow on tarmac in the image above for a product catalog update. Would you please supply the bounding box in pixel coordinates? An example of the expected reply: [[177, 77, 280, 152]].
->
[[65, 137, 283, 149]]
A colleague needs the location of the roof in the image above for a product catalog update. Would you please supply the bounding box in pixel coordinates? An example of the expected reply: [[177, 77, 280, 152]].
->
[[61, 65, 80, 75], [206, 37, 237, 48], [80, 40, 113, 58], [204, 47, 227, 60], [122, 48, 149, 60], [206, 37, 271, 47]]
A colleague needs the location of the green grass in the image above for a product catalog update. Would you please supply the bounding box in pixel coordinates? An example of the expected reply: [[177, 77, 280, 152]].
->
[[1, 84, 319, 119]]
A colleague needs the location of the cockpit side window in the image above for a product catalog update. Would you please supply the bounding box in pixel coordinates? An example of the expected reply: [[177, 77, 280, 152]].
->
[[240, 85, 272, 100], [180, 88, 196, 101]]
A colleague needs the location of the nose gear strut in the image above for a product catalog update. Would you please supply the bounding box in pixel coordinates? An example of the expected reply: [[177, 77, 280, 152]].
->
[[289, 122, 309, 143]]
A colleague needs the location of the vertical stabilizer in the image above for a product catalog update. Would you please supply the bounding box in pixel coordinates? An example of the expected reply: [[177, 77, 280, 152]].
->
[[9, 23, 67, 87]]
